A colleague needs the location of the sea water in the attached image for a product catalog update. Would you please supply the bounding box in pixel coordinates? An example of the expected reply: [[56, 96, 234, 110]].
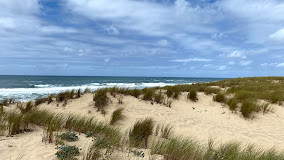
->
[[0, 75, 225, 101]]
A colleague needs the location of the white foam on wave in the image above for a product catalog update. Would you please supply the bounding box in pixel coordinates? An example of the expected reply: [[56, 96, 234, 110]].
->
[[0, 82, 177, 101], [34, 84, 54, 88], [90, 83, 100, 85]]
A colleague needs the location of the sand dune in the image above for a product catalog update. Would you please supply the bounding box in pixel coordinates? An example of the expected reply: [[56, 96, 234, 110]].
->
[[1, 92, 284, 159]]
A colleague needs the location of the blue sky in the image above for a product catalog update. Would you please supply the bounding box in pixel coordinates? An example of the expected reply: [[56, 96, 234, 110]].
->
[[0, 0, 283, 78]]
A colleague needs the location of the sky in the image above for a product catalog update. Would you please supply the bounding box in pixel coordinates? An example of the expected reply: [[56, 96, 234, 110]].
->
[[0, 0, 283, 78]]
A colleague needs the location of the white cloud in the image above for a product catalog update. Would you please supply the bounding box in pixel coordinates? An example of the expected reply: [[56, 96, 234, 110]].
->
[[171, 58, 212, 63], [174, 0, 190, 15], [228, 61, 235, 65], [211, 32, 224, 40], [216, 0, 284, 44], [78, 49, 84, 56], [0, 0, 40, 15], [0, 17, 16, 29], [203, 64, 213, 68], [63, 47, 73, 52], [157, 39, 169, 47], [240, 60, 252, 66], [260, 62, 284, 67], [276, 63, 284, 67], [203, 64, 227, 71], [106, 25, 120, 36], [217, 0, 284, 22], [269, 28, 284, 41], [261, 62, 277, 67], [228, 50, 246, 59], [40, 26, 78, 34], [104, 58, 110, 63], [217, 65, 227, 71], [65, 0, 218, 36]]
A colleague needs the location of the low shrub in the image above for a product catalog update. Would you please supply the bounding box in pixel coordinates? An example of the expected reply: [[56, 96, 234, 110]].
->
[[0, 111, 6, 135], [234, 91, 255, 101], [56, 90, 75, 102], [55, 145, 80, 160], [69, 90, 75, 99], [129, 118, 154, 147], [142, 88, 155, 101], [7, 111, 23, 135], [165, 98, 173, 108], [173, 88, 180, 99], [110, 108, 124, 125], [154, 92, 164, 104], [84, 137, 113, 160], [48, 94, 53, 104], [151, 138, 202, 160], [56, 93, 66, 102], [166, 87, 174, 98], [0, 105, 3, 115], [93, 89, 108, 112], [262, 103, 270, 114], [94, 137, 111, 149], [1, 99, 8, 106], [17, 102, 34, 114], [160, 124, 173, 139], [77, 89, 81, 98], [35, 97, 48, 106], [59, 131, 79, 142], [129, 89, 141, 98], [227, 98, 238, 111], [84, 88, 91, 94], [8, 98, 14, 104], [204, 87, 221, 95], [109, 87, 117, 97], [213, 93, 225, 103], [132, 150, 145, 158], [188, 89, 198, 102], [241, 100, 261, 118]]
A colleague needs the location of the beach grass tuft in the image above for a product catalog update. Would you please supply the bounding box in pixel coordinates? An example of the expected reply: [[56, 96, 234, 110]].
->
[[93, 88, 109, 113], [110, 108, 124, 125], [77, 89, 81, 98], [154, 91, 164, 104], [129, 118, 154, 148], [213, 93, 226, 103], [35, 97, 48, 106], [188, 89, 198, 102], [159, 124, 173, 139], [0, 99, 8, 106], [241, 100, 261, 118], [17, 101, 35, 114], [204, 87, 221, 95], [142, 88, 155, 101], [151, 137, 203, 160], [226, 98, 238, 112]]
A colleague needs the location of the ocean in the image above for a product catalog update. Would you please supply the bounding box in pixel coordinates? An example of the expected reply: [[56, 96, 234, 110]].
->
[[0, 75, 225, 101]]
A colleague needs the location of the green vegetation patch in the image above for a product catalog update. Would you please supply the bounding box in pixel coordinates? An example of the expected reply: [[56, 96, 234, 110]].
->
[[129, 118, 154, 147], [59, 131, 79, 142], [55, 145, 80, 160]]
